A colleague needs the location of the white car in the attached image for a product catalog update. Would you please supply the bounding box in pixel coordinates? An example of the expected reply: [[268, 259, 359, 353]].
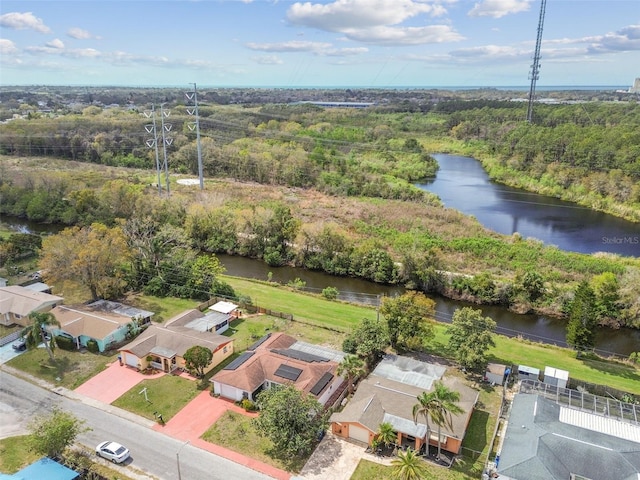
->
[[96, 441, 130, 464]]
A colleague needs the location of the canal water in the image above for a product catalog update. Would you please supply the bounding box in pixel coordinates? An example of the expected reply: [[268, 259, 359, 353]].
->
[[416, 154, 640, 257]]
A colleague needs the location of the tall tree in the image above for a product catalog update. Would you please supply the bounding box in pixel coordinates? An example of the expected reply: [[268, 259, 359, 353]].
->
[[566, 281, 599, 351], [28, 408, 89, 459], [446, 307, 496, 371], [253, 385, 329, 459], [390, 448, 432, 480], [380, 292, 435, 351], [39, 223, 131, 301], [183, 345, 213, 378], [336, 354, 365, 396], [23, 311, 60, 362], [420, 381, 464, 460], [342, 317, 390, 369]]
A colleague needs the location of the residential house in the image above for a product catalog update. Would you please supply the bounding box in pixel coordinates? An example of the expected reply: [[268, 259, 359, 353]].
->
[[0, 285, 62, 327], [119, 309, 234, 374], [49, 301, 153, 352], [330, 355, 479, 455], [494, 392, 640, 480], [211, 332, 346, 406]]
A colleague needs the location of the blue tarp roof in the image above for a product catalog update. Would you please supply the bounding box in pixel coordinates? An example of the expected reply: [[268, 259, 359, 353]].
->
[[8, 457, 79, 480]]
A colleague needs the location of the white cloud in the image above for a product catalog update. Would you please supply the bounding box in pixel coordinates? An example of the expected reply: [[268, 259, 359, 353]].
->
[[46, 39, 65, 49], [345, 25, 463, 45], [0, 38, 19, 55], [246, 40, 333, 53], [0, 12, 51, 33], [468, 0, 532, 19], [286, 0, 458, 46], [67, 27, 93, 40], [252, 55, 284, 65]]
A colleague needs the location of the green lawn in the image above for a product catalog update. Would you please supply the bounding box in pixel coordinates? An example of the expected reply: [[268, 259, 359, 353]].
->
[[123, 293, 198, 323], [0, 435, 140, 479], [223, 276, 377, 332], [111, 375, 200, 422], [201, 410, 306, 473], [6, 347, 116, 389]]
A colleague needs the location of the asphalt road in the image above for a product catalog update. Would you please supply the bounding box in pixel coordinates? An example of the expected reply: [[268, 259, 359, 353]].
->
[[0, 370, 272, 480]]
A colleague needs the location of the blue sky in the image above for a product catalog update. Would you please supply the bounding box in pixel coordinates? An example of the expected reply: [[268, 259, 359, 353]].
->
[[1, 0, 639, 88]]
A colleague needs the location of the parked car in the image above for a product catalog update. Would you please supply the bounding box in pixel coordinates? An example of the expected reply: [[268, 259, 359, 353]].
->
[[11, 338, 26, 351], [95, 441, 130, 464]]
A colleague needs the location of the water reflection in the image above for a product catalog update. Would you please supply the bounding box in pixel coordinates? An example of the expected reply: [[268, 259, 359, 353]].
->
[[417, 154, 640, 256]]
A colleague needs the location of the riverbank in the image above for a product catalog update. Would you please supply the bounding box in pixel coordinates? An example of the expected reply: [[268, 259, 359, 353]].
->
[[221, 276, 640, 395], [421, 137, 640, 224]]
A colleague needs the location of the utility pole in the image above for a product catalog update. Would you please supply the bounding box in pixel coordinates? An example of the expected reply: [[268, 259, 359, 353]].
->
[[526, 0, 547, 123], [185, 83, 204, 190], [144, 105, 162, 195], [160, 103, 173, 196]]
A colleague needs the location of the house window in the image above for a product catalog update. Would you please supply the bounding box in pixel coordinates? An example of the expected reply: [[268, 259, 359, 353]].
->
[[15, 314, 21, 319], [223, 346, 228, 353], [429, 432, 447, 444]]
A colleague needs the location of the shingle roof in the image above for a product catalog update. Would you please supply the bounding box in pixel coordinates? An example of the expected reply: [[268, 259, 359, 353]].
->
[[211, 332, 341, 398], [51, 305, 131, 340], [497, 394, 640, 480], [0, 286, 62, 316], [120, 324, 232, 358], [331, 355, 478, 440]]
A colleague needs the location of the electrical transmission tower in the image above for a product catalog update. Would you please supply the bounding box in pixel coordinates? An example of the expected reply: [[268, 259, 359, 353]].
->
[[526, 0, 547, 123], [144, 105, 162, 196], [185, 83, 204, 190], [143, 104, 172, 196]]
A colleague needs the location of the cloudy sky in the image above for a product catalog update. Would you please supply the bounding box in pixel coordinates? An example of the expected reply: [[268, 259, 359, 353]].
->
[[1, 0, 639, 88]]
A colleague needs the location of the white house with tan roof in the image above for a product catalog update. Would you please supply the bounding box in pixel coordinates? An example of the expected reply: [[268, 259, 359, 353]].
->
[[0, 285, 63, 327], [211, 332, 346, 406]]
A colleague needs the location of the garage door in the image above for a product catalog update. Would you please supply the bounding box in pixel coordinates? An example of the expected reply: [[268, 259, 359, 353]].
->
[[349, 425, 371, 444], [220, 383, 240, 401], [124, 353, 138, 368]]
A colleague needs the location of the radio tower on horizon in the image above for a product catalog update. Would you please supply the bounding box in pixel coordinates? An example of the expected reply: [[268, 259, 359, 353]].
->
[[527, 0, 547, 123]]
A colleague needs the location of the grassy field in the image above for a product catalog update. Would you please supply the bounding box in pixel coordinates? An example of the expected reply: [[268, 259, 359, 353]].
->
[[222, 276, 640, 395], [6, 347, 116, 389], [201, 410, 306, 473], [0, 435, 143, 479], [111, 375, 201, 422]]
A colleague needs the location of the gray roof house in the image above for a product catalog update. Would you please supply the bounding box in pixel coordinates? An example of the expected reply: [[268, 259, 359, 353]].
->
[[331, 355, 479, 455], [496, 393, 640, 480]]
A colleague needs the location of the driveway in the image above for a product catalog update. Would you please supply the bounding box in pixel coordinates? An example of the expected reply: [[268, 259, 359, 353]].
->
[[298, 432, 391, 480], [74, 361, 163, 404], [155, 391, 290, 480]]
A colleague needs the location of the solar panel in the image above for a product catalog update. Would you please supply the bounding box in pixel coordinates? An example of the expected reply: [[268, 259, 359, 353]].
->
[[272, 348, 328, 363], [274, 364, 302, 381], [223, 351, 255, 370], [310, 372, 334, 396], [248, 333, 271, 351]]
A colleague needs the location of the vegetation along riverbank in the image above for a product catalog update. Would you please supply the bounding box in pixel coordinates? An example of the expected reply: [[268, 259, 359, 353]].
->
[[0, 88, 639, 334]]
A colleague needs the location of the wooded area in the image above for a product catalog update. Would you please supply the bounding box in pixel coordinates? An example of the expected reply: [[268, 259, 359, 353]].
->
[[0, 87, 639, 328]]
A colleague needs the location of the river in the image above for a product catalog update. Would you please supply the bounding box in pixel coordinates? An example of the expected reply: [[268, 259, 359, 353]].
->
[[2, 203, 639, 357], [217, 254, 640, 358], [416, 154, 640, 257]]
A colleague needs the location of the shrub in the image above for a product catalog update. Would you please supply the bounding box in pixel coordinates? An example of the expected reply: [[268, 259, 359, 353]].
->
[[322, 286, 339, 300], [86, 339, 99, 353], [55, 335, 75, 351]]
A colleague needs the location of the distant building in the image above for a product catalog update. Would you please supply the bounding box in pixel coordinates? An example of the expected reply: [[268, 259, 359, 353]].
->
[[291, 101, 375, 109], [630, 78, 640, 94]]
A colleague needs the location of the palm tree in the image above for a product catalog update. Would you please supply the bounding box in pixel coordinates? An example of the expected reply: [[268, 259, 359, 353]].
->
[[412, 391, 437, 454], [391, 448, 431, 480], [337, 354, 365, 395], [376, 421, 398, 452], [23, 311, 60, 362], [415, 381, 464, 460]]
